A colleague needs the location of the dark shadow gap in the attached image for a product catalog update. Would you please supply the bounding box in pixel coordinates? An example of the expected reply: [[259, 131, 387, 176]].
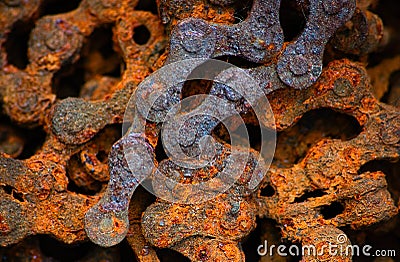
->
[[179, 58, 231, 113], [66, 153, 103, 196], [233, 0, 253, 24], [39, 235, 91, 262], [367, 0, 400, 67], [320, 201, 344, 219], [83, 24, 123, 78], [119, 239, 137, 262], [136, 0, 158, 14], [212, 121, 263, 151], [16, 125, 46, 160], [155, 135, 168, 163], [260, 183, 276, 197], [39, 0, 81, 16], [51, 60, 85, 99], [133, 25, 151, 46], [66, 124, 122, 195], [249, 218, 302, 261], [96, 150, 108, 163], [212, 118, 277, 161], [274, 108, 362, 168], [279, 0, 308, 42], [215, 55, 261, 69], [3, 235, 126, 261], [242, 217, 262, 261], [180, 79, 214, 113], [156, 248, 190, 262], [212, 122, 231, 145], [381, 70, 400, 106], [1, 185, 25, 202], [181, 79, 213, 99], [341, 218, 400, 262], [52, 24, 123, 99], [245, 123, 262, 150], [5, 20, 35, 69], [358, 158, 400, 203], [294, 189, 327, 203], [0, 116, 46, 160]]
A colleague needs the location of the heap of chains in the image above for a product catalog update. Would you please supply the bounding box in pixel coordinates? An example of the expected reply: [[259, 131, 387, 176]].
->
[[0, 0, 399, 261]]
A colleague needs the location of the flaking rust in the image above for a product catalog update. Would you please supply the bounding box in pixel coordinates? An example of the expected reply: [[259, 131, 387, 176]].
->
[[0, 0, 399, 261]]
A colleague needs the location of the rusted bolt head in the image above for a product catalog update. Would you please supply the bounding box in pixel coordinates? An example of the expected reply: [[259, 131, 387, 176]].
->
[[45, 30, 67, 51], [289, 55, 309, 76], [333, 77, 353, 97], [99, 217, 114, 233]]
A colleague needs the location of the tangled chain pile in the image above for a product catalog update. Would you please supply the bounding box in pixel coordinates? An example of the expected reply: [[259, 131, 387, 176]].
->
[[0, 0, 399, 261]]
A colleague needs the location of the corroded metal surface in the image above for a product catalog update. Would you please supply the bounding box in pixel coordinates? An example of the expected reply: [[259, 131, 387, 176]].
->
[[0, 0, 399, 261]]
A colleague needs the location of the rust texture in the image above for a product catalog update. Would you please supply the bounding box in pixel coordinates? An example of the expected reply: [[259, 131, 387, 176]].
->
[[0, 0, 399, 261]]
